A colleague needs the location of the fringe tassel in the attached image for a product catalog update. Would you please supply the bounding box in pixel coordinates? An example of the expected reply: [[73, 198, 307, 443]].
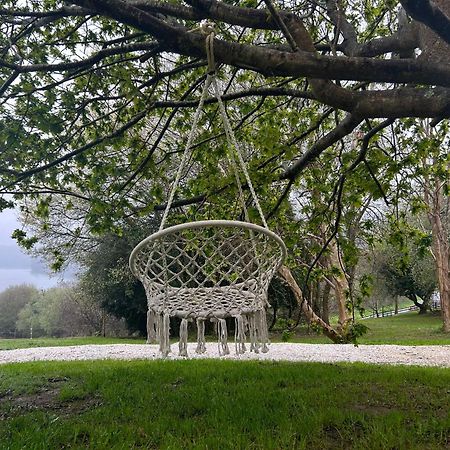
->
[[178, 318, 189, 357], [195, 318, 206, 354], [146, 309, 157, 344], [156, 313, 161, 343], [249, 313, 260, 353], [218, 318, 230, 356], [256, 309, 270, 353], [159, 313, 171, 357], [234, 315, 246, 354], [151, 309, 268, 357]]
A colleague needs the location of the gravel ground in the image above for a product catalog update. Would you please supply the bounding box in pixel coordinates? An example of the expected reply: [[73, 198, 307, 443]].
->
[[1, 343, 450, 367]]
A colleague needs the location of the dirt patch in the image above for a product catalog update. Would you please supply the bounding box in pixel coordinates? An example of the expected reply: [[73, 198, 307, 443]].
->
[[351, 403, 398, 415], [0, 378, 101, 420]]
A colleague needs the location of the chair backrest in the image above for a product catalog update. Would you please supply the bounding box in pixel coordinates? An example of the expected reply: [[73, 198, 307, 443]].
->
[[130, 220, 286, 292]]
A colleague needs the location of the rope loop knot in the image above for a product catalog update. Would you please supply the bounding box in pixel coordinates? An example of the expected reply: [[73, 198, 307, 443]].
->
[[199, 20, 216, 74]]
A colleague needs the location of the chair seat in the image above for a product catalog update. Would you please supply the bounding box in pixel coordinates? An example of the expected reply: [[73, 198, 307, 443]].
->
[[146, 283, 260, 318]]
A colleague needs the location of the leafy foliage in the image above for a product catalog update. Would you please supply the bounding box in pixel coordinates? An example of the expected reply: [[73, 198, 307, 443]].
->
[[78, 218, 159, 334], [0, 284, 38, 337]]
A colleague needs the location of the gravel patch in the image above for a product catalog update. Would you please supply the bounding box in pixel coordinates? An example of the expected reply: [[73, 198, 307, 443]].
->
[[1, 343, 450, 367]]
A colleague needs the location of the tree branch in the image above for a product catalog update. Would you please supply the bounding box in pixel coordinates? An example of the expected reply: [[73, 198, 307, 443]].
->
[[0, 6, 90, 18], [401, 0, 450, 45], [0, 42, 159, 73], [282, 113, 363, 181], [151, 87, 316, 108], [71, 0, 450, 89], [8, 108, 150, 187], [325, 0, 360, 56], [133, 0, 418, 57]]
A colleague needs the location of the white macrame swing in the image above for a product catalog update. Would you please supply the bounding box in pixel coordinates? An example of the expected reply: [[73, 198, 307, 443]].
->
[[129, 23, 287, 357]]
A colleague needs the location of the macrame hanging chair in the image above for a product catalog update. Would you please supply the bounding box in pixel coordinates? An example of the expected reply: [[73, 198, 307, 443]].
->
[[129, 23, 287, 357]]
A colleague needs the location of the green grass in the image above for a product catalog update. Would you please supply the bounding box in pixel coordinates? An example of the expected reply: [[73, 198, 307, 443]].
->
[[0, 359, 449, 449], [2, 312, 449, 350], [278, 311, 450, 345], [0, 336, 145, 351], [358, 311, 450, 345]]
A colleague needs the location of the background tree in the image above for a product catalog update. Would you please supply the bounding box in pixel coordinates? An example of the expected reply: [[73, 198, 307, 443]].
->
[[378, 242, 437, 315], [0, 284, 38, 337], [357, 209, 437, 315], [382, 120, 449, 327], [78, 218, 159, 335], [15, 291, 46, 338], [15, 284, 128, 337]]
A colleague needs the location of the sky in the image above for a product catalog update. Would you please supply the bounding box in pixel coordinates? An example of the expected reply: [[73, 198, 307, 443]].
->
[[0, 207, 70, 292]]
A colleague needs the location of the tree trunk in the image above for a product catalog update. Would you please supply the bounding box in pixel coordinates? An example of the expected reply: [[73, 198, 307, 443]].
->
[[321, 281, 331, 325], [410, 294, 428, 315], [431, 207, 450, 330], [278, 266, 343, 343], [311, 282, 322, 317], [425, 176, 450, 332], [269, 299, 278, 331], [102, 310, 106, 337], [328, 240, 352, 331], [418, 303, 428, 315], [394, 296, 399, 315]]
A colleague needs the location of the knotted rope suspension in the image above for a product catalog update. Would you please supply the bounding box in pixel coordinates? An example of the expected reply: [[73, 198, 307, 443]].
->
[[160, 21, 267, 230], [130, 23, 286, 357]]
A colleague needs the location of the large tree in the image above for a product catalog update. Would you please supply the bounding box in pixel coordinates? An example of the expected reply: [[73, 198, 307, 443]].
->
[[1, 0, 450, 334]]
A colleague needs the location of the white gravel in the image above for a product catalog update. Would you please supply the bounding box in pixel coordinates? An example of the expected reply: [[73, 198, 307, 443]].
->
[[1, 343, 450, 367]]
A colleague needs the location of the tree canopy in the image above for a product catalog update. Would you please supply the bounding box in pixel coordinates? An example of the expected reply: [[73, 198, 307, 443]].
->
[[1, 1, 449, 336], [1, 0, 450, 225]]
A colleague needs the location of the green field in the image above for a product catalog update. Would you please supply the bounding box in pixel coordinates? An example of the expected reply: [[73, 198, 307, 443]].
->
[[358, 311, 449, 345], [277, 311, 450, 345], [0, 359, 449, 449], [0, 336, 145, 351], [1, 311, 449, 351]]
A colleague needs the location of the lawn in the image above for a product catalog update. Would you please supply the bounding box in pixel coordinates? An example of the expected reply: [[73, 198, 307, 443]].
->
[[0, 359, 449, 449], [1, 311, 448, 351], [279, 311, 450, 345], [358, 311, 449, 345], [0, 336, 145, 351]]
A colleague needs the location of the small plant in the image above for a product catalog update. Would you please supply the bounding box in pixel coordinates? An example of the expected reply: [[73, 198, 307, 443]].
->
[[341, 321, 370, 345], [281, 329, 292, 342]]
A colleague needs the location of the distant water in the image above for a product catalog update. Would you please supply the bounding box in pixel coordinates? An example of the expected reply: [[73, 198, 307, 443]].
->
[[0, 268, 58, 291]]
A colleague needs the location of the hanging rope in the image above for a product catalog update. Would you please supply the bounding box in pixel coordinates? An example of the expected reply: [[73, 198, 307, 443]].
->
[[159, 22, 269, 230], [159, 74, 213, 230], [211, 75, 268, 228], [201, 21, 216, 74]]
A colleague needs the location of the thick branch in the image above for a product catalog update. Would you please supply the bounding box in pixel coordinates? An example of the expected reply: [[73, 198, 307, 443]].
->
[[325, 0, 359, 55], [401, 0, 450, 45], [72, 0, 450, 89], [278, 265, 343, 343], [133, 0, 418, 57], [357, 23, 419, 57]]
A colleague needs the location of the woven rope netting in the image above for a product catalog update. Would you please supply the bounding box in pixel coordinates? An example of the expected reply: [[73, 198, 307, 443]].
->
[[130, 221, 286, 356]]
